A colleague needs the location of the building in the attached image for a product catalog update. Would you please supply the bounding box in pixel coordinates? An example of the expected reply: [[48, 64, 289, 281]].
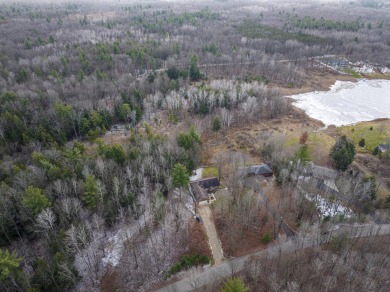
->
[[190, 177, 219, 205], [378, 143, 390, 153], [238, 164, 273, 177]]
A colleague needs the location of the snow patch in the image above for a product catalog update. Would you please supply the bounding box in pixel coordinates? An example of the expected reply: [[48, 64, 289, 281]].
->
[[190, 168, 203, 181], [305, 193, 353, 218], [102, 215, 149, 267], [288, 79, 390, 126]]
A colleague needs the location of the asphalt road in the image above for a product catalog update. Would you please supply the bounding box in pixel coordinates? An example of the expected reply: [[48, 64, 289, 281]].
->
[[157, 223, 390, 292]]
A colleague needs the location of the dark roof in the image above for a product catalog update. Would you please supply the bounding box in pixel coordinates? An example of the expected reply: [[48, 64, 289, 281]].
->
[[379, 144, 390, 151], [191, 177, 220, 190], [191, 183, 209, 202], [239, 164, 273, 176], [190, 177, 220, 202]]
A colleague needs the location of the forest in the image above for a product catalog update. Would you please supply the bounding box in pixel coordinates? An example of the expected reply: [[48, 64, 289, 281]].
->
[[0, 0, 390, 291]]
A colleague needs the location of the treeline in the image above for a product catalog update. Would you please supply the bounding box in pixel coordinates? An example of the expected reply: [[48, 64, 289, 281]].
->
[[289, 16, 366, 31], [238, 20, 326, 45]]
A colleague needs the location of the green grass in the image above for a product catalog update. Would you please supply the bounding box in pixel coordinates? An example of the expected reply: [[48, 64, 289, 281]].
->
[[337, 121, 390, 152], [202, 166, 219, 178], [342, 68, 361, 78]]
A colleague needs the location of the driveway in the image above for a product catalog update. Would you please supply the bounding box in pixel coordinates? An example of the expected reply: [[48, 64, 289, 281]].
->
[[197, 204, 224, 265]]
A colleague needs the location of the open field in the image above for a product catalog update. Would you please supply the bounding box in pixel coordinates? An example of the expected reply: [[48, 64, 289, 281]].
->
[[337, 119, 390, 152]]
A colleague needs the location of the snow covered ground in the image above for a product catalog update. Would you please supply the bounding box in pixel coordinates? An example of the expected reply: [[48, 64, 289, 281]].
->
[[190, 168, 203, 181], [305, 193, 353, 218], [289, 79, 390, 126]]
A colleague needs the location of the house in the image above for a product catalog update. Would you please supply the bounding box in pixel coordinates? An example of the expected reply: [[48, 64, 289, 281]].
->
[[195, 177, 220, 191], [303, 162, 338, 181], [378, 143, 390, 153], [189, 177, 219, 205], [238, 164, 273, 177]]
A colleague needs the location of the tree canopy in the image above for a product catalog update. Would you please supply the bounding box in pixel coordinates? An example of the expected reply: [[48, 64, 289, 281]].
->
[[329, 136, 355, 171], [172, 163, 189, 189]]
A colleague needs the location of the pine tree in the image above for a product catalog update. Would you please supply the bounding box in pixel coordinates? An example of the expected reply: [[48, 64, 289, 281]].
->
[[0, 249, 22, 281], [83, 175, 98, 208], [329, 136, 355, 171], [172, 163, 189, 197], [22, 186, 51, 216], [189, 55, 201, 82]]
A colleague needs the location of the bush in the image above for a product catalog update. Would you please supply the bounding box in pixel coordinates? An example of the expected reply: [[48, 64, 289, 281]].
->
[[212, 116, 222, 132], [221, 277, 248, 292], [330, 233, 349, 254], [261, 232, 271, 244], [165, 254, 210, 278]]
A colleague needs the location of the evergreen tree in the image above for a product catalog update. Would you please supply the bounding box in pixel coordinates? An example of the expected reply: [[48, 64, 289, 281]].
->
[[172, 163, 189, 197], [189, 55, 201, 82], [329, 136, 355, 171], [0, 249, 22, 281], [295, 144, 311, 164], [83, 175, 98, 208], [212, 116, 222, 132], [22, 186, 51, 216]]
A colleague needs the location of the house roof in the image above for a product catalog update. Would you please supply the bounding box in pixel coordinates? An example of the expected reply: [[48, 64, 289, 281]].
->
[[303, 162, 338, 180], [238, 164, 273, 176], [379, 143, 390, 151], [191, 177, 220, 190], [190, 177, 220, 202], [191, 183, 209, 202]]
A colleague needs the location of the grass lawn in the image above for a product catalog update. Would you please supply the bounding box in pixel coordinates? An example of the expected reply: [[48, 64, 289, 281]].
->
[[202, 166, 219, 178], [337, 120, 390, 152], [342, 68, 361, 78]]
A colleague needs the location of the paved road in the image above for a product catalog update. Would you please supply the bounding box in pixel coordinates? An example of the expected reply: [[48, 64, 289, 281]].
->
[[197, 205, 224, 265], [157, 223, 390, 292]]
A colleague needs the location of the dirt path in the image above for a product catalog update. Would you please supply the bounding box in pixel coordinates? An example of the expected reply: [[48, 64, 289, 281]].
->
[[197, 205, 224, 265]]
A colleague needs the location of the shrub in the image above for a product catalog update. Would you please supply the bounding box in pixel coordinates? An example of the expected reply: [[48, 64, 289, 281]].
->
[[165, 254, 210, 278], [221, 277, 248, 292], [212, 116, 222, 132], [261, 232, 271, 244]]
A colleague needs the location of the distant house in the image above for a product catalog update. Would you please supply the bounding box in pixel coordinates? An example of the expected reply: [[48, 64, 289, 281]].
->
[[378, 143, 390, 153], [238, 164, 273, 177], [303, 162, 338, 181], [190, 177, 219, 205]]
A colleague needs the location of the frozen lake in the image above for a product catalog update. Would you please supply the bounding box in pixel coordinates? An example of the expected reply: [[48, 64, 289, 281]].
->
[[289, 79, 390, 126]]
